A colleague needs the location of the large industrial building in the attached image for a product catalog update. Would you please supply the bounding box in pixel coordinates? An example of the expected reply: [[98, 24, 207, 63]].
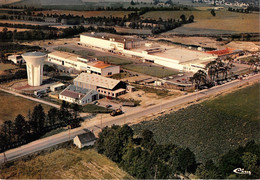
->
[[47, 51, 120, 76], [80, 32, 146, 51], [59, 85, 99, 105], [79, 33, 217, 73], [73, 73, 126, 98]]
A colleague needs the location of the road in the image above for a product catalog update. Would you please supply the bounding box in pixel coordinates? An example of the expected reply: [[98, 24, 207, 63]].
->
[[0, 87, 60, 108], [0, 74, 259, 164]]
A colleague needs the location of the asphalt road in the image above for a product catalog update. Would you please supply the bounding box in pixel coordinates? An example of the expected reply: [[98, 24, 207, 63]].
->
[[0, 74, 259, 164]]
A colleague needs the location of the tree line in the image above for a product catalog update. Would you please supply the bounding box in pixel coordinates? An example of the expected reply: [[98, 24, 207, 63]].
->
[[95, 125, 259, 179], [0, 101, 82, 153], [195, 140, 260, 179], [191, 58, 234, 88], [0, 23, 58, 31], [0, 25, 116, 42], [228, 7, 251, 13]]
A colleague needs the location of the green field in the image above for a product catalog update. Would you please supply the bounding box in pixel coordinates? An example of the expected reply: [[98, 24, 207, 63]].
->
[[133, 83, 260, 163], [122, 64, 178, 78], [0, 147, 130, 179], [98, 56, 133, 65], [0, 91, 51, 124], [142, 10, 260, 34]]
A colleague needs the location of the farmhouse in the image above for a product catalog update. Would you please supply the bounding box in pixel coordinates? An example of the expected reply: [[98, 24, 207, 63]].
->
[[73, 130, 96, 149], [48, 51, 120, 75], [73, 73, 126, 98], [59, 85, 99, 105]]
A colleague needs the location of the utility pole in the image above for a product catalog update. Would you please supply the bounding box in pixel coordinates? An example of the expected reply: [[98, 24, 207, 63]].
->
[[3, 152, 7, 163]]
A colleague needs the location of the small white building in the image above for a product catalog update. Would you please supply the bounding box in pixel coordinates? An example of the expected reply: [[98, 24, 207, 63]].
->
[[59, 85, 99, 105], [73, 130, 96, 149], [50, 83, 66, 92], [48, 51, 120, 76], [8, 55, 25, 64]]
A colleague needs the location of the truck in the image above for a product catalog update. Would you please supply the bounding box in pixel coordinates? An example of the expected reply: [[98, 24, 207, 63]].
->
[[110, 108, 123, 116]]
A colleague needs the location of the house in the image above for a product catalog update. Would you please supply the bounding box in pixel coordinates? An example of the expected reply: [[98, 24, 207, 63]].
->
[[73, 130, 96, 149], [8, 55, 25, 64], [73, 73, 126, 98], [59, 85, 99, 105]]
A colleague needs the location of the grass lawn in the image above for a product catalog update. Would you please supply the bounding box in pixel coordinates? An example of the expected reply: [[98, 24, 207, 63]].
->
[[0, 91, 51, 124], [142, 10, 259, 33], [98, 56, 133, 65], [132, 83, 260, 163], [122, 64, 178, 78], [82, 104, 112, 114], [0, 63, 17, 71], [0, 147, 130, 179]]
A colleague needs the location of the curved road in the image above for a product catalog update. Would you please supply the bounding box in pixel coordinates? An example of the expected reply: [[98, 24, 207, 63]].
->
[[0, 74, 259, 164]]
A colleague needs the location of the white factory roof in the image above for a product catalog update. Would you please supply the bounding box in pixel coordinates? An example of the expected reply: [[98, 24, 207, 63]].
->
[[48, 51, 80, 62], [74, 73, 121, 90], [82, 32, 142, 43], [131, 45, 216, 63]]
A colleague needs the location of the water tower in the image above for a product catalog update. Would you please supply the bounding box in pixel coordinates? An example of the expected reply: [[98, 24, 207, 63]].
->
[[22, 52, 46, 86]]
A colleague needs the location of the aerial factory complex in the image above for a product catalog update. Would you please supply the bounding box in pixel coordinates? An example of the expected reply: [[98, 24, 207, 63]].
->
[[0, 0, 259, 179]]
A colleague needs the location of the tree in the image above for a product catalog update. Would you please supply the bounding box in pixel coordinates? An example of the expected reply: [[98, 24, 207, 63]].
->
[[141, 129, 156, 150], [188, 15, 194, 23], [242, 152, 258, 172], [47, 107, 59, 127], [192, 70, 207, 88], [211, 9, 216, 16], [206, 60, 217, 81], [195, 160, 220, 179], [30, 104, 46, 135], [180, 14, 186, 22], [14, 114, 27, 142], [177, 147, 197, 174]]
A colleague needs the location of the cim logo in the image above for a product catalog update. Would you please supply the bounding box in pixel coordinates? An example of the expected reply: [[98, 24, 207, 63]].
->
[[233, 168, 251, 175]]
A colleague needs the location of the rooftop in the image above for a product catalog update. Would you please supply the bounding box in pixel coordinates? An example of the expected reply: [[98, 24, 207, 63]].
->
[[60, 85, 94, 100], [74, 73, 121, 90], [77, 130, 96, 145], [48, 51, 79, 62], [86, 61, 113, 69], [131, 44, 216, 63], [82, 32, 142, 44], [23, 51, 46, 57], [207, 48, 235, 56]]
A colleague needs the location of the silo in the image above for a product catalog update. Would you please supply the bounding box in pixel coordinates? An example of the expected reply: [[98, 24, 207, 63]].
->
[[22, 52, 46, 86]]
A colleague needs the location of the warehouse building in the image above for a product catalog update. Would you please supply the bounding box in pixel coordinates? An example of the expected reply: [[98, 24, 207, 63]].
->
[[47, 51, 120, 75], [73, 73, 126, 98], [59, 85, 99, 105], [80, 32, 146, 51], [79, 33, 217, 72]]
